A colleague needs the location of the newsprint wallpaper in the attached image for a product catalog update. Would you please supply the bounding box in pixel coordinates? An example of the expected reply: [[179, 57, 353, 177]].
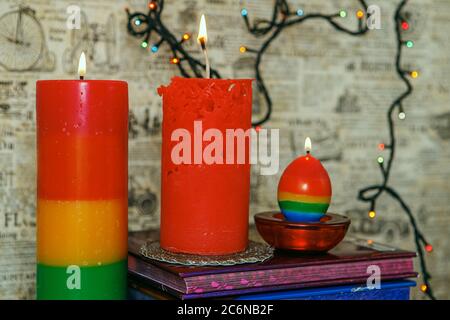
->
[[0, 0, 449, 299]]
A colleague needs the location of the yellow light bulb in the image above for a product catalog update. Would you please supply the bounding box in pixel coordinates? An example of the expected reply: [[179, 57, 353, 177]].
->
[[369, 210, 376, 219], [239, 46, 247, 53], [420, 284, 427, 292], [411, 71, 419, 78], [356, 10, 364, 18], [182, 33, 191, 41]]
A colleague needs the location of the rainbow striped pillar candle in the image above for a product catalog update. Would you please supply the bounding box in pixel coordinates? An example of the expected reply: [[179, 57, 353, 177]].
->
[[278, 138, 332, 222], [36, 78, 128, 299]]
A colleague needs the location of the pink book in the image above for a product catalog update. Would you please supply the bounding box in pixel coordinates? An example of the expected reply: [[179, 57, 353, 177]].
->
[[128, 231, 417, 297]]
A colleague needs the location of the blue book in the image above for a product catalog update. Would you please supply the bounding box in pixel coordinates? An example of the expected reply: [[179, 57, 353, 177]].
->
[[236, 280, 416, 300], [128, 280, 415, 300]]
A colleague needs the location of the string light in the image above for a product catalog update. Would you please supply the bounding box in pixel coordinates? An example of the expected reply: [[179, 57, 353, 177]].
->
[[425, 244, 433, 253], [296, 9, 304, 16], [356, 10, 364, 19], [368, 210, 376, 219], [378, 143, 385, 151], [377, 156, 384, 164], [239, 46, 247, 53], [241, 8, 248, 17], [411, 70, 419, 78], [126, 1, 221, 78], [241, 0, 368, 126], [358, 1, 435, 299], [367, 239, 374, 245]]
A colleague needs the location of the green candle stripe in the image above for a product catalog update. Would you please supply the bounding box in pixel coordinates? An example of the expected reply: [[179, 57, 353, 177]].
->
[[37, 259, 127, 300], [278, 200, 329, 214]]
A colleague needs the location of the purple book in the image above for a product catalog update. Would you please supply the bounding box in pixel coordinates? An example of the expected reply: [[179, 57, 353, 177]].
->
[[128, 231, 417, 299]]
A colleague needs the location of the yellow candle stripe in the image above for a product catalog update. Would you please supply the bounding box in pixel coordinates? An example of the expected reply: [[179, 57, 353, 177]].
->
[[277, 192, 331, 204], [37, 199, 127, 266]]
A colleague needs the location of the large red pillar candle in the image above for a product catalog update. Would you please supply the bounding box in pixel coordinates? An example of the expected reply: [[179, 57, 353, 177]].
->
[[158, 77, 252, 255], [36, 80, 128, 299]]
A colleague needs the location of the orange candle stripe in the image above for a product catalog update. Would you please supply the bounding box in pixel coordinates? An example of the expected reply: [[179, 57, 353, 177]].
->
[[37, 135, 127, 200], [37, 199, 127, 266]]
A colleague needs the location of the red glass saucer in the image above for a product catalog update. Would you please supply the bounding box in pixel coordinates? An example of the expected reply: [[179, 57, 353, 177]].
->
[[254, 212, 350, 252]]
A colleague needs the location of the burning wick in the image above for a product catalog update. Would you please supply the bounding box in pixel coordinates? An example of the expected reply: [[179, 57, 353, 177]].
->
[[305, 137, 312, 155], [78, 52, 86, 80], [197, 14, 210, 79]]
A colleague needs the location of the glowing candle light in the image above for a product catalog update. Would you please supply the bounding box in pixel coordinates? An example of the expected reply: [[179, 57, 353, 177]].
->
[[197, 14, 210, 78], [78, 51, 86, 79]]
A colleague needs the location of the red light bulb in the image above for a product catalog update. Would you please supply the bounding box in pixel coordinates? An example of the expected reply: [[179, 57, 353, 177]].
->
[[425, 244, 433, 253], [401, 21, 409, 30]]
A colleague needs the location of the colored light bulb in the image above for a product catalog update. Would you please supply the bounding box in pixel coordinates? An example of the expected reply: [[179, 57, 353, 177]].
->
[[182, 33, 191, 41], [368, 210, 376, 219], [401, 21, 409, 30], [406, 40, 414, 48], [135, 19, 141, 26], [141, 41, 148, 48], [420, 284, 428, 292], [239, 46, 247, 53], [425, 244, 433, 253], [241, 8, 248, 17], [378, 143, 385, 151], [399, 111, 406, 120], [151, 45, 158, 53], [297, 9, 304, 16], [377, 156, 384, 164], [339, 10, 347, 18], [356, 10, 364, 19], [411, 71, 419, 78]]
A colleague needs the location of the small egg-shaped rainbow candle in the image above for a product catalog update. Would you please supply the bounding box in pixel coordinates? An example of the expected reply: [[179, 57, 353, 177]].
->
[[278, 137, 332, 222]]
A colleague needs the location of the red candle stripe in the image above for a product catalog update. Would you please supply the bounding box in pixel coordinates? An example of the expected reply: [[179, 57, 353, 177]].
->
[[36, 80, 128, 200]]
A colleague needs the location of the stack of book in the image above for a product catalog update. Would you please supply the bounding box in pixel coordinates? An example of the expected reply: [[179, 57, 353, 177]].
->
[[128, 231, 417, 300]]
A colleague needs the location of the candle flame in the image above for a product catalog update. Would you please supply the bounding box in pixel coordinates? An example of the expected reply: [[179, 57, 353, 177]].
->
[[197, 14, 207, 45], [78, 52, 86, 78], [305, 137, 312, 153]]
